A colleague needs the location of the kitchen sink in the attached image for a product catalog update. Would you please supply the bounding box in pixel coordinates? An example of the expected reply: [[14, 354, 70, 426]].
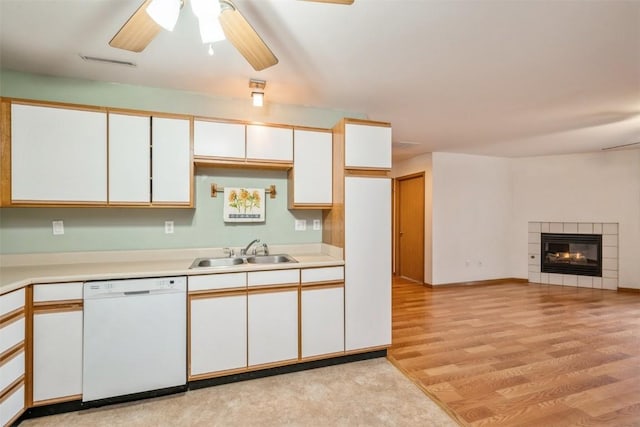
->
[[246, 254, 297, 264], [189, 254, 297, 269], [190, 257, 246, 268]]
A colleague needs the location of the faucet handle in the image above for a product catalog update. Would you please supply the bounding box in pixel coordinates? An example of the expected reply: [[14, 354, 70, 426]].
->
[[254, 243, 269, 256], [223, 247, 235, 257]]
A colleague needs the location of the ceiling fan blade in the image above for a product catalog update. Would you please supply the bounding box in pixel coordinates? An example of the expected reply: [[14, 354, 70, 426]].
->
[[602, 141, 640, 151], [219, 1, 278, 71], [109, 0, 161, 52], [299, 0, 354, 4]]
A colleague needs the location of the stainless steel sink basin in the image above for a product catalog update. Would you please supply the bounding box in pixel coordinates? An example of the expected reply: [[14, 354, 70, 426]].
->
[[190, 257, 246, 268], [246, 254, 297, 264], [189, 254, 297, 268]]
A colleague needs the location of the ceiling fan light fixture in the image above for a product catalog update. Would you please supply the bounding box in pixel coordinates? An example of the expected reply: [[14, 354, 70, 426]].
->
[[146, 0, 181, 31], [198, 16, 226, 44], [191, 0, 221, 19]]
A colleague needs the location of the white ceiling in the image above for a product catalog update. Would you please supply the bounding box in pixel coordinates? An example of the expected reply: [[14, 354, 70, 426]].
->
[[1, 0, 639, 161]]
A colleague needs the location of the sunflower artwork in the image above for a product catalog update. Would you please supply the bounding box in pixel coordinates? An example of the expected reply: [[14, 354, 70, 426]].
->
[[223, 188, 266, 222]]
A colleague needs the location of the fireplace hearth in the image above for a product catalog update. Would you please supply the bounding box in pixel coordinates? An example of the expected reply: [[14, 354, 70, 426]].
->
[[541, 233, 602, 277]]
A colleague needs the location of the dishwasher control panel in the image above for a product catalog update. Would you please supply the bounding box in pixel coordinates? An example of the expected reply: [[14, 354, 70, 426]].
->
[[84, 276, 186, 298]]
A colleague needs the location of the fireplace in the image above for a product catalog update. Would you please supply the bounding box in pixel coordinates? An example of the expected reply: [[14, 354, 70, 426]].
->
[[541, 233, 602, 277]]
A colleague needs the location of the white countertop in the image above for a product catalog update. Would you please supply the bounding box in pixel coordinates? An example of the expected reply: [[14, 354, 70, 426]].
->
[[0, 244, 344, 294]]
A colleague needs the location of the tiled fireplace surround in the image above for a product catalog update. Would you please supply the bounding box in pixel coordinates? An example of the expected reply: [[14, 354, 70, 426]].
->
[[528, 222, 619, 290]]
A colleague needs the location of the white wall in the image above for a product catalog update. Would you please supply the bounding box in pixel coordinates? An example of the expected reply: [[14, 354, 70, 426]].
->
[[391, 153, 433, 283], [394, 149, 640, 289], [431, 153, 512, 285], [510, 149, 640, 288]]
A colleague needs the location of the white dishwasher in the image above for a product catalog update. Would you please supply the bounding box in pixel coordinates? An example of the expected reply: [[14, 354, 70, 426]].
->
[[83, 276, 187, 403]]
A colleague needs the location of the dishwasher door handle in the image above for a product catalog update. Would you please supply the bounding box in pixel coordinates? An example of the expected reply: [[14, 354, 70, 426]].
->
[[124, 290, 151, 296]]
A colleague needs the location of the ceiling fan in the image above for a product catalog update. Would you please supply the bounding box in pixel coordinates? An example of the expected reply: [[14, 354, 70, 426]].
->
[[601, 141, 640, 151], [109, 0, 354, 71]]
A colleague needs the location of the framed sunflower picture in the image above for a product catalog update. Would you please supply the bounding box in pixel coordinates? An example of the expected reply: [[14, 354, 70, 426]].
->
[[223, 187, 266, 222]]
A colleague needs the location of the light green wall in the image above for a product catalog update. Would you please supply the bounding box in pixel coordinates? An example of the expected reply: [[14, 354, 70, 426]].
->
[[0, 70, 363, 254], [0, 168, 321, 254]]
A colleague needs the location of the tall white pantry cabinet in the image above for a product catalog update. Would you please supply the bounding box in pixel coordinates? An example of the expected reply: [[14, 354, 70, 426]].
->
[[326, 119, 393, 352]]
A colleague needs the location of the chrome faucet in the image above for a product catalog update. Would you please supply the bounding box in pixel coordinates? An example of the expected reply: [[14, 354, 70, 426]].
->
[[241, 238, 260, 256]]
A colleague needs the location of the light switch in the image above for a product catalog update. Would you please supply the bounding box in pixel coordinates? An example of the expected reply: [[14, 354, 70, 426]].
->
[[295, 219, 307, 231], [165, 221, 174, 234], [52, 220, 64, 235]]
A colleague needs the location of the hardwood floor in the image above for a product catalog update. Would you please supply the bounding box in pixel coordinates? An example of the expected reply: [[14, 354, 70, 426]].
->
[[387, 277, 640, 427]]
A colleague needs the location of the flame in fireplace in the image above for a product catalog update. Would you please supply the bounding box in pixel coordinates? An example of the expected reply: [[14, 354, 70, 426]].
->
[[552, 252, 585, 262]]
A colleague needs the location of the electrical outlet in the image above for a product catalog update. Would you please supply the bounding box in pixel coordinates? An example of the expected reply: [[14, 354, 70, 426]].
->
[[295, 219, 307, 231], [313, 219, 321, 231], [165, 221, 174, 234], [52, 220, 64, 235]]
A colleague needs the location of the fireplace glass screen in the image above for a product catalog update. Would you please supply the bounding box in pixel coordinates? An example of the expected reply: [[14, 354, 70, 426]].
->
[[541, 233, 602, 277]]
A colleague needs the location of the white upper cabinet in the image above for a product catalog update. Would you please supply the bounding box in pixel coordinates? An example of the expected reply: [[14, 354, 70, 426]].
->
[[108, 113, 151, 203], [344, 123, 392, 169], [194, 120, 245, 159], [151, 117, 191, 204], [246, 125, 293, 162], [290, 129, 332, 207], [11, 104, 107, 203]]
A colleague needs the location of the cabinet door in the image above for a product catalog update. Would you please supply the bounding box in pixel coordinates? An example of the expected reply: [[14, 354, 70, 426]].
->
[[301, 287, 344, 358], [344, 123, 392, 169], [190, 294, 247, 376], [248, 290, 298, 366], [246, 125, 293, 162], [33, 309, 83, 402], [194, 120, 245, 159], [291, 129, 332, 207], [11, 103, 107, 202], [0, 384, 24, 427], [0, 317, 24, 356], [344, 177, 392, 351], [108, 113, 150, 203], [151, 117, 191, 204], [0, 288, 25, 318]]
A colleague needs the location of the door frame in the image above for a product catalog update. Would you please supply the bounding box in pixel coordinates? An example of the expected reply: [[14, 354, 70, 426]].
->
[[393, 172, 425, 283]]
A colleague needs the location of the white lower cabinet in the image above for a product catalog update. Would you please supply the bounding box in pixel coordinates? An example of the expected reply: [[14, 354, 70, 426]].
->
[[188, 273, 247, 378], [0, 288, 26, 426], [190, 294, 247, 376], [301, 287, 344, 358], [33, 309, 83, 402], [0, 384, 25, 427], [248, 290, 298, 366]]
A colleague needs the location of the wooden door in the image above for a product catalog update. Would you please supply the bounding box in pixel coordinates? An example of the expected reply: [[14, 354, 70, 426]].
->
[[396, 173, 424, 283]]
